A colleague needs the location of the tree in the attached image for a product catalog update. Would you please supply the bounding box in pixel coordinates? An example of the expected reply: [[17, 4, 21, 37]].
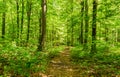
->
[[20, 0, 24, 41], [79, 0, 84, 44], [91, 0, 97, 53], [117, 29, 120, 42], [84, 0, 89, 50], [2, 0, 6, 38], [71, 0, 74, 46], [37, 0, 47, 51], [16, 0, 20, 44], [26, 1, 32, 44]]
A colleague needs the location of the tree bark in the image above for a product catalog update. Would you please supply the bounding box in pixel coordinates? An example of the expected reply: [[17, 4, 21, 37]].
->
[[37, 0, 47, 51], [2, 0, 6, 38], [20, 0, 24, 41], [79, 0, 84, 44], [91, 0, 97, 53], [26, 1, 32, 44], [84, 0, 89, 50], [71, 0, 74, 46], [117, 29, 120, 42], [16, 0, 20, 41]]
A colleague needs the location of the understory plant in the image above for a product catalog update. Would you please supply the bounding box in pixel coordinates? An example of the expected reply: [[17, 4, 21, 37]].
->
[[0, 41, 47, 77], [70, 45, 120, 76], [47, 46, 64, 59]]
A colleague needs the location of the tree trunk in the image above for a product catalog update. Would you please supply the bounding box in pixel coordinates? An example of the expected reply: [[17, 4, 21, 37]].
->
[[66, 22, 71, 46], [84, 0, 89, 50], [79, 0, 84, 44], [2, 0, 6, 38], [117, 29, 120, 42], [16, 0, 20, 41], [26, 1, 32, 44], [37, 0, 47, 51], [91, 0, 97, 53], [71, 0, 74, 46], [104, 0, 109, 51], [52, 24, 55, 46], [20, 0, 24, 41]]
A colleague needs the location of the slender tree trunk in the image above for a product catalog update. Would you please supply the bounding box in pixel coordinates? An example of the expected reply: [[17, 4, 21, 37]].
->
[[16, 0, 20, 41], [104, 0, 109, 51], [20, 0, 24, 41], [67, 23, 70, 46], [91, 0, 97, 53], [84, 0, 89, 50], [52, 24, 55, 46], [115, 29, 117, 44], [38, 10, 42, 50], [71, 0, 74, 46], [104, 0, 108, 42], [2, 0, 6, 38], [26, 1, 32, 44], [10, 11, 15, 40], [117, 29, 120, 42], [79, 0, 84, 44], [71, 22, 74, 46], [37, 0, 47, 51], [105, 26, 108, 42], [1, 0, 6, 74]]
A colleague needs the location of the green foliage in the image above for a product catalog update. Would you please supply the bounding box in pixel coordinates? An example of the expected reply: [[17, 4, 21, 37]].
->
[[70, 46, 120, 75], [47, 46, 64, 59], [96, 40, 110, 52], [0, 41, 47, 76], [0, 0, 120, 76], [0, 1, 6, 13], [70, 46, 90, 61]]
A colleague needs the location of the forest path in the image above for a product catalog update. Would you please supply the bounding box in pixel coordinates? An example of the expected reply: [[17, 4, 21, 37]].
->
[[46, 46, 81, 77]]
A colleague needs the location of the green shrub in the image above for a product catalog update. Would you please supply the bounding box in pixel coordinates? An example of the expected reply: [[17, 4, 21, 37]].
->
[[70, 46, 120, 75], [47, 46, 64, 59], [70, 46, 90, 61], [70, 45, 120, 64], [0, 42, 47, 76]]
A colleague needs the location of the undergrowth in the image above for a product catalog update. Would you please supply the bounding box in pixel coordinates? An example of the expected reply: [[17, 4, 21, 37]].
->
[[47, 46, 64, 59], [70, 46, 120, 76], [0, 41, 47, 77], [0, 40, 64, 77]]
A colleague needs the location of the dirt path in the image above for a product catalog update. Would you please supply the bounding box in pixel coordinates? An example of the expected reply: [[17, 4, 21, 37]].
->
[[46, 47, 81, 77]]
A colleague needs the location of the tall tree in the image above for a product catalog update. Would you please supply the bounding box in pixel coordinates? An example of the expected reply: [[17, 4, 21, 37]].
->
[[37, 0, 47, 51], [117, 29, 120, 42], [16, 0, 20, 44], [84, 0, 89, 50], [20, 0, 24, 41], [71, 0, 74, 46], [104, 0, 108, 42], [26, 1, 32, 44], [79, 0, 84, 44], [91, 0, 97, 53], [2, 0, 6, 38]]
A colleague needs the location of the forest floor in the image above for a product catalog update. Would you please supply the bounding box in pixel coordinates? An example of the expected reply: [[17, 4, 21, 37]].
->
[[1, 45, 120, 77], [45, 47, 83, 77], [32, 46, 120, 77]]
